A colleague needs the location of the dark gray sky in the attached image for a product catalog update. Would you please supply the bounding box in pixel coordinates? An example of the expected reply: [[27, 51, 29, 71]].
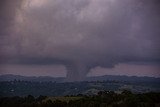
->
[[0, 0, 160, 80]]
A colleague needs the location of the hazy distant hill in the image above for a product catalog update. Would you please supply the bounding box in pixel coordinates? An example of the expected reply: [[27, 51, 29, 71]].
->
[[0, 74, 65, 82], [0, 74, 160, 97], [0, 74, 160, 83], [87, 75, 160, 83]]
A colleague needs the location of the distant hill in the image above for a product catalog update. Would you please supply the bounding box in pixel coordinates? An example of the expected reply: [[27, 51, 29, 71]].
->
[[0, 74, 65, 82], [0, 74, 160, 83], [0, 74, 160, 97], [87, 75, 160, 83]]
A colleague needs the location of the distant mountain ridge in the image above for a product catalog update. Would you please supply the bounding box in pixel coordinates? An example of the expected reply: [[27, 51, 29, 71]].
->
[[0, 74, 65, 82], [86, 75, 160, 83], [0, 74, 160, 83]]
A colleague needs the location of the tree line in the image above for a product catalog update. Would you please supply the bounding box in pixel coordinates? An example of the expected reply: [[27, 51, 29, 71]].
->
[[0, 90, 160, 107]]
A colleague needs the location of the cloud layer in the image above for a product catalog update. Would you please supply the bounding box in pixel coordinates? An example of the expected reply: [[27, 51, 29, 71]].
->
[[1, 0, 160, 80]]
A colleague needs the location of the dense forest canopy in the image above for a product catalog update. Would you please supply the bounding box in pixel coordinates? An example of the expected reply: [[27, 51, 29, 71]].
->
[[0, 91, 160, 107]]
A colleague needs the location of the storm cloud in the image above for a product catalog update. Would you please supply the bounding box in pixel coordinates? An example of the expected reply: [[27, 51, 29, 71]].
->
[[0, 0, 160, 81]]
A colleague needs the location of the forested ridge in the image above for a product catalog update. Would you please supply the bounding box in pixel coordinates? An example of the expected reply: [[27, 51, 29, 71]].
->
[[0, 90, 160, 107], [1, 80, 160, 97]]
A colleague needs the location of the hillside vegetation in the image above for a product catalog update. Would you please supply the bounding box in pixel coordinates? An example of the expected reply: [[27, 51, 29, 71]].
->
[[0, 90, 160, 107]]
